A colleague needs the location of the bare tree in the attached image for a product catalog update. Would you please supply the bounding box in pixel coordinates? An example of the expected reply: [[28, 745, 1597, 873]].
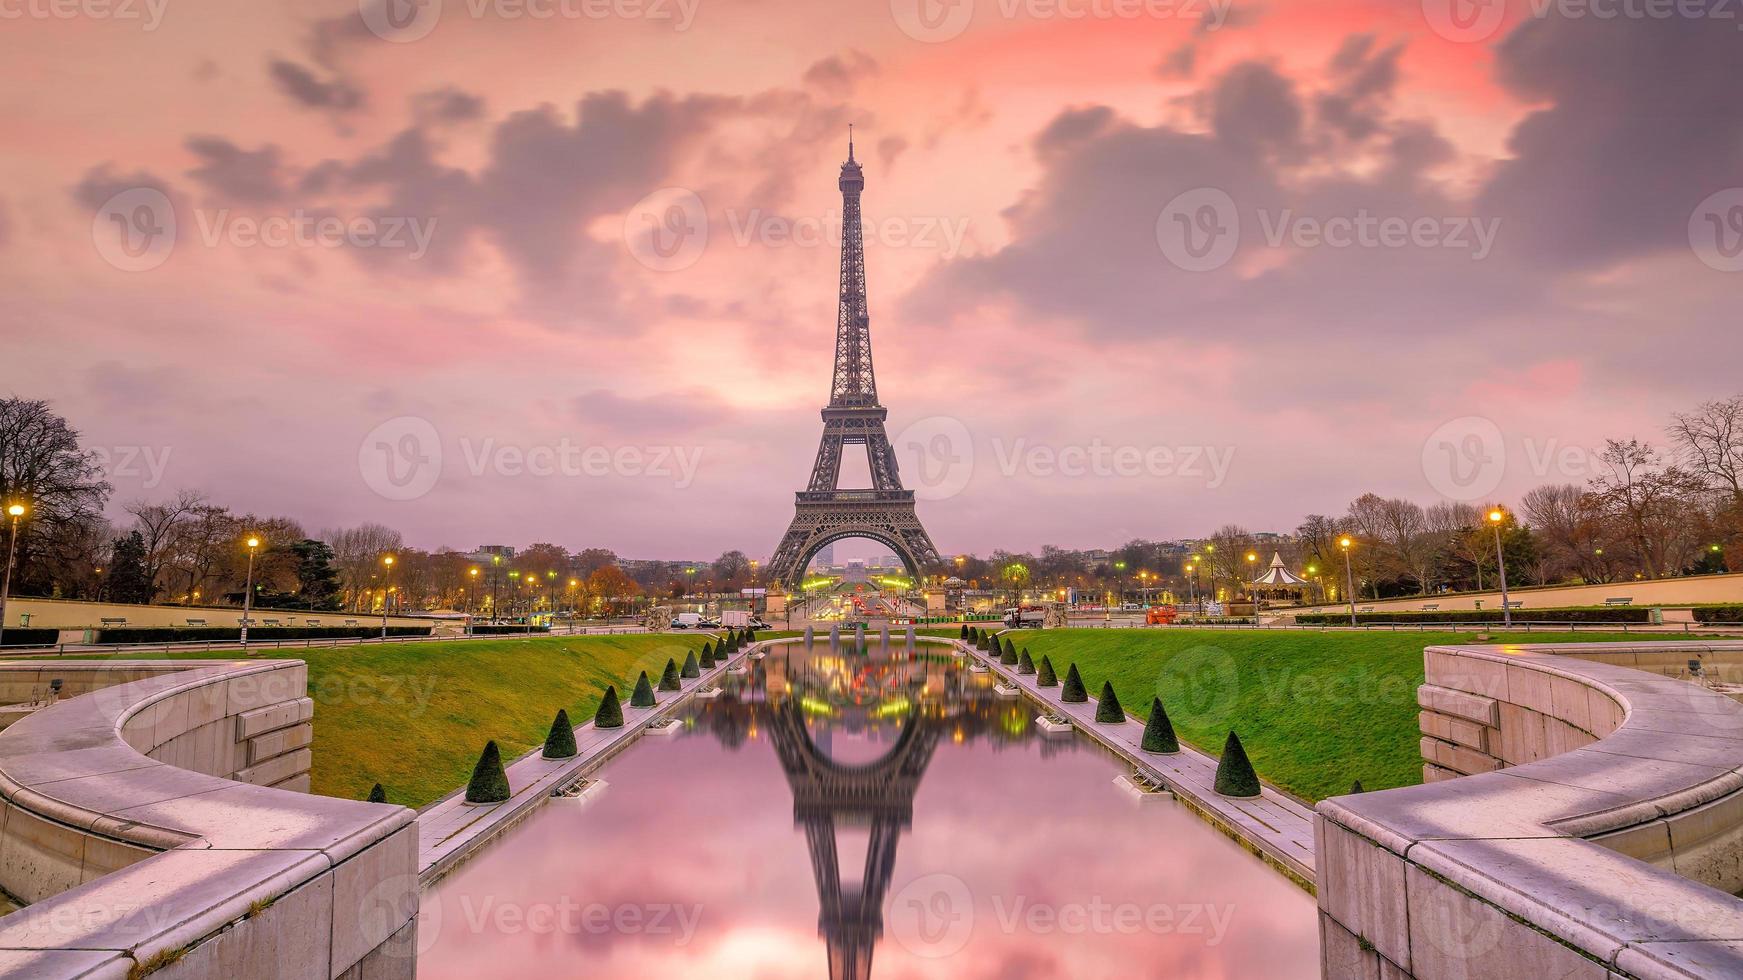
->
[[0, 399, 111, 595], [1671, 396, 1743, 504], [327, 523, 404, 610], [1590, 440, 1710, 579], [125, 489, 206, 602]]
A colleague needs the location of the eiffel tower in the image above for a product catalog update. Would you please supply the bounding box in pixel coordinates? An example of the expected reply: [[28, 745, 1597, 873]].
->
[[767, 133, 942, 586]]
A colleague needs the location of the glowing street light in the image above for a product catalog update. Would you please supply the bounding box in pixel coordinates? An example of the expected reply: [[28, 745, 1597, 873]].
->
[[240, 535, 261, 648], [0, 503, 28, 649], [1339, 536, 1357, 627], [381, 554, 396, 639], [1489, 508, 1512, 628]]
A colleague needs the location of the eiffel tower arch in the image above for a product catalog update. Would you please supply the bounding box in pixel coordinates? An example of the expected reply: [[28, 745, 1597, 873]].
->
[[767, 132, 942, 587]]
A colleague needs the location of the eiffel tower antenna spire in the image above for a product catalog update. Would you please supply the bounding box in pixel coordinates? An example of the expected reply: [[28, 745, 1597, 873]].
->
[[848, 123, 854, 162]]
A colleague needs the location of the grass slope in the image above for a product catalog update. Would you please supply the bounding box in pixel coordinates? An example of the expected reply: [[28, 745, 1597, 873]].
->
[[1018, 628, 1660, 802], [71, 633, 713, 807]]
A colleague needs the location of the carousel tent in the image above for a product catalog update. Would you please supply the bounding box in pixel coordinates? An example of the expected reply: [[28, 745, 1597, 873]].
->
[[1250, 553, 1308, 588]]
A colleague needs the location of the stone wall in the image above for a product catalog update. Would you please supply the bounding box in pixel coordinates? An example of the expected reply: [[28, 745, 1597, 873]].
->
[[0, 660, 416, 979], [1319, 641, 1743, 979]]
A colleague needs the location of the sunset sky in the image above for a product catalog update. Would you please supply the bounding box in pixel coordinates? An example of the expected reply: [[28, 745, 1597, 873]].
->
[[2, 0, 1739, 558]]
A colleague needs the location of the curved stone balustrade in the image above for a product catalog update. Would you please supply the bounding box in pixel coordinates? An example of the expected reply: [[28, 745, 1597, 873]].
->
[[1318, 641, 1743, 979], [0, 660, 416, 979]]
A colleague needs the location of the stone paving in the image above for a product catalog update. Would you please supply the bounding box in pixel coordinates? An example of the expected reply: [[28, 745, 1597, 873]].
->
[[416, 646, 744, 884], [966, 640, 1319, 888]]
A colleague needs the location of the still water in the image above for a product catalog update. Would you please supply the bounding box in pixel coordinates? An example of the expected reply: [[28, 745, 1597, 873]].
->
[[419, 642, 1317, 978]]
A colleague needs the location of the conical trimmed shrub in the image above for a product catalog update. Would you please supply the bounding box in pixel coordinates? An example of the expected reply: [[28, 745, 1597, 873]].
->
[[1061, 663, 1087, 702], [595, 685, 624, 728], [1350, 779, 1365, 795], [1000, 637, 1018, 665], [1214, 731, 1262, 798], [1095, 681, 1125, 723], [959, 624, 969, 639], [659, 658, 681, 691], [968, 626, 980, 644], [1141, 697, 1179, 754], [743, 629, 756, 644], [367, 783, 387, 804], [1037, 655, 1058, 687], [1018, 649, 1035, 674], [700, 642, 715, 668], [682, 650, 700, 678], [543, 709, 577, 759], [464, 740, 511, 804], [631, 671, 656, 707]]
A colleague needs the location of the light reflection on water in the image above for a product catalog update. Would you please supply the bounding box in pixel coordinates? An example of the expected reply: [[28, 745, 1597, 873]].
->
[[419, 643, 1317, 979]]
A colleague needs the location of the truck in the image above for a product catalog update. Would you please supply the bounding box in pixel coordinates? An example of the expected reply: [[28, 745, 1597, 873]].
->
[[1002, 606, 1045, 628], [720, 609, 751, 628]]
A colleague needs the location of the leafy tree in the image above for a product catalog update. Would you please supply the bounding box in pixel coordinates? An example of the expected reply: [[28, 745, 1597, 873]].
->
[[1061, 663, 1087, 702], [464, 741, 511, 804], [594, 685, 624, 728], [107, 531, 155, 604], [1095, 680, 1124, 723], [1141, 697, 1179, 753], [1213, 731, 1261, 798], [542, 709, 577, 759]]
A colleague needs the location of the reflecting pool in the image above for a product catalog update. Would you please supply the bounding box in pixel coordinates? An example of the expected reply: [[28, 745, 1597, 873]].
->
[[419, 642, 1317, 978]]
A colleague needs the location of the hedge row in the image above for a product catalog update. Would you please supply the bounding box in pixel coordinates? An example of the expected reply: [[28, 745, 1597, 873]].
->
[[1694, 606, 1743, 623], [95, 625, 435, 644], [467, 625, 552, 636], [0, 629, 61, 648], [1296, 607, 1653, 625]]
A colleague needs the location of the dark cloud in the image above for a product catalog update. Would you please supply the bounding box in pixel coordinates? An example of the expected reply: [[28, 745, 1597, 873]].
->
[[185, 138, 288, 203], [1476, 12, 1743, 269], [1159, 42, 1197, 78], [877, 135, 908, 171], [1315, 35, 1404, 142], [412, 87, 487, 125], [802, 50, 879, 97], [1207, 63, 1302, 156], [268, 59, 363, 112], [71, 166, 176, 210]]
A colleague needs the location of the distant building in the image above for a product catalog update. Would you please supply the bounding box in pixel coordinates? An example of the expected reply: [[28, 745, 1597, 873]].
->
[[469, 545, 516, 564]]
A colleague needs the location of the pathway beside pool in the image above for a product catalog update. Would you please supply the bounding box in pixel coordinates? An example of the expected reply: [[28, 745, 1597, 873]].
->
[[969, 639, 1318, 888], [416, 645, 748, 884]]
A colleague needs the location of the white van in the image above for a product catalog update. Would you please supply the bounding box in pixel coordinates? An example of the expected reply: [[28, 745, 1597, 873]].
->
[[670, 612, 705, 629]]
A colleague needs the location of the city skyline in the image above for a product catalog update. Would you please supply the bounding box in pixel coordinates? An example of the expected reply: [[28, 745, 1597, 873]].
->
[[4, 1, 1740, 559]]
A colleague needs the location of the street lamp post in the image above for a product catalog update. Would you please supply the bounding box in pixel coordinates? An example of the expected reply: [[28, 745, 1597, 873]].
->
[[0, 503, 27, 649], [1246, 552, 1259, 620], [1489, 509, 1513, 628], [240, 536, 260, 648], [1339, 537, 1357, 627], [466, 567, 479, 633], [380, 555, 396, 640]]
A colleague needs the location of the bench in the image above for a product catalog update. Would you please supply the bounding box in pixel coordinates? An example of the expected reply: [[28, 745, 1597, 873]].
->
[[305, 620, 321, 627], [262, 619, 282, 626], [99, 618, 127, 627], [1421, 604, 1440, 612], [1604, 597, 1634, 606], [184, 619, 207, 627], [1505, 601, 1523, 609]]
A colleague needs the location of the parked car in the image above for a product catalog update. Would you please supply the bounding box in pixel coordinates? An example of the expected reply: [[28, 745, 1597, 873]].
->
[[670, 612, 705, 629]]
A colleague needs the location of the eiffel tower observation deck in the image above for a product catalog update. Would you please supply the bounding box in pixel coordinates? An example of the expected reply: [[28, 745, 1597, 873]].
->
[[766, 132, 943, 587]]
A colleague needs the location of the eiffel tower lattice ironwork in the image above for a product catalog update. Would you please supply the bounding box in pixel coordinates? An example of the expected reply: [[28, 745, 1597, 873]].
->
[[767, 133, 942, 586]]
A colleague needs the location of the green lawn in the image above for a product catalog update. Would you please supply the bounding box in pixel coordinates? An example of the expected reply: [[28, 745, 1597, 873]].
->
[[70, 633, 719, 807], [1014, 628, 1665, 802]]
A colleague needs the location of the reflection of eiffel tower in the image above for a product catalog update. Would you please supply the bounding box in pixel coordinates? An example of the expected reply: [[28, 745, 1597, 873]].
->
[[767, 686, 941, 980]]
